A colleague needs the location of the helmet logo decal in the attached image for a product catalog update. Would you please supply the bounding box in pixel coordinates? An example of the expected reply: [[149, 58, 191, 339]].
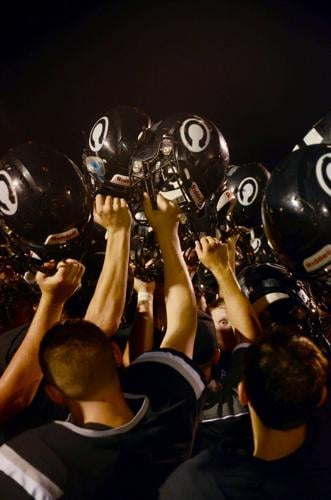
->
[[180, 118, 210, 152], [237, 177, 258, 206], [189, 182, 205, 208], [316, 153, 331, 196], [44, 228, 80, 245], [303, 244, 331, 272], [89, 116, 109, 152], [110, 174, 130, 186], [0, 171, 18, 215]]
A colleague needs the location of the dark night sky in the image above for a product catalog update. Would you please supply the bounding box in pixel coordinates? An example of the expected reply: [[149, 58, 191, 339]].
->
[[0, 0, 330, 169]]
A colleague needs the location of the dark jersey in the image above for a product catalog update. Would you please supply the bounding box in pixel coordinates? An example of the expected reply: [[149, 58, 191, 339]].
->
[[194, 343, 251, 454], [0, 349, 205, 499], [202, 343, 249, 420], [160, 390, 331, 500]]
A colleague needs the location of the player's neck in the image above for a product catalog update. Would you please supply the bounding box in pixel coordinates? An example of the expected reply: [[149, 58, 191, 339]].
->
[[250, 406, 307, 461], [69, 391, 135, 429]]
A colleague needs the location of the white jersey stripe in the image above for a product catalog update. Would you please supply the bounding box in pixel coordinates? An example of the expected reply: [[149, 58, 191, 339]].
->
[[200, 411, 249, 423], [0, 444, 63, 499], [55, 394, 150, 437], [133, 351, 205, 398]]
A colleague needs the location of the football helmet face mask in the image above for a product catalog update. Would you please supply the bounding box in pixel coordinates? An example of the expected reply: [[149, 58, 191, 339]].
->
[[0, 143, 94, 272], [262, 144, 331, 287], [225, 162, 270, 229], [129, 112, 229, 219], [84, 105, 152, 198]]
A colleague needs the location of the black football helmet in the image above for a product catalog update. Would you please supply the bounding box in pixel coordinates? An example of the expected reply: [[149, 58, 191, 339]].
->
[[238, 262, 330, 352], [293, 111, 331, 150], [129, 112, 229, 218], [262, 144, 331, 286], [0, 142, 94, 272], [83, 105, 152, 198], [225, 162, 270, 229]]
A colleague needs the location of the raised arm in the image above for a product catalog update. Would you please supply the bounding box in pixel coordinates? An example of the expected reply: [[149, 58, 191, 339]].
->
[[84, 195, 132, 336], [123, 276, 155, 366], [144, 193, 197, 358], [0, 259, 84, 423], [195, 236, 261, 342]]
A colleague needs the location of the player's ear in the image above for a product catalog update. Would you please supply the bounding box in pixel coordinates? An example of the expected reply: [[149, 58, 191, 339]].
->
[[111, 341, 123, 368], [318, 384, 328, 407], [45, 384, 67, 405], [238, 380, 249, 405]]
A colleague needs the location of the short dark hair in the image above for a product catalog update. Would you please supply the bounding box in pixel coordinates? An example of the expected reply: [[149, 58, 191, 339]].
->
[[39, 319, 117, 400], [207, 296, 225, 312], [243, 333, 328, 430]]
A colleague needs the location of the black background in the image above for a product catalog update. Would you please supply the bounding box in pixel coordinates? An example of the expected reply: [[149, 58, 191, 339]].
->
[[0, 0, 330, 169]]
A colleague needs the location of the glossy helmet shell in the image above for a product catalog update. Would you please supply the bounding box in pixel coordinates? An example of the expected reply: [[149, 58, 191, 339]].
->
[[85, 105, 152, 197], [225, 162, 270, 229], [0, 142, 94, 269], [237, 262, 329, 350], [130, 112, 229, 215], [293, 111, 331, 150], [262, 144, 331, 284], [237, 263, 313, 314]]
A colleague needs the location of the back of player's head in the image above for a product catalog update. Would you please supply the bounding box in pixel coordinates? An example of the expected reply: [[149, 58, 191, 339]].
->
[[39, 319, 117, 400], [243, 334, 328, 430]]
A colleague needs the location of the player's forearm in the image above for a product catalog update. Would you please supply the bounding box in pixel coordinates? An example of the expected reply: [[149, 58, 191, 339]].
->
[[0, 297, 64, 422], [212, 265, 260, 342], [158, 234, 197, 351], [125, 299, 154, 365], [85, 228, 130, 335]]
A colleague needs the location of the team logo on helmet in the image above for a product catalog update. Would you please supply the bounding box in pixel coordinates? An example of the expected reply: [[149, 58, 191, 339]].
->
[[237, 177, 259, 206], [0, 170, 18, 216], [180, 118, 210, 153], [251, 237, 261, 253], [89, 116, 109, 153], [316, 153, 331, 197]]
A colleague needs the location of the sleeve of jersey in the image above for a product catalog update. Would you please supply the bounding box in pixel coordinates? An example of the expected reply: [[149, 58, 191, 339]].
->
[[0, 443, 64, 499], [123, 349, 206, 405], [0, 470, 32, 499]]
